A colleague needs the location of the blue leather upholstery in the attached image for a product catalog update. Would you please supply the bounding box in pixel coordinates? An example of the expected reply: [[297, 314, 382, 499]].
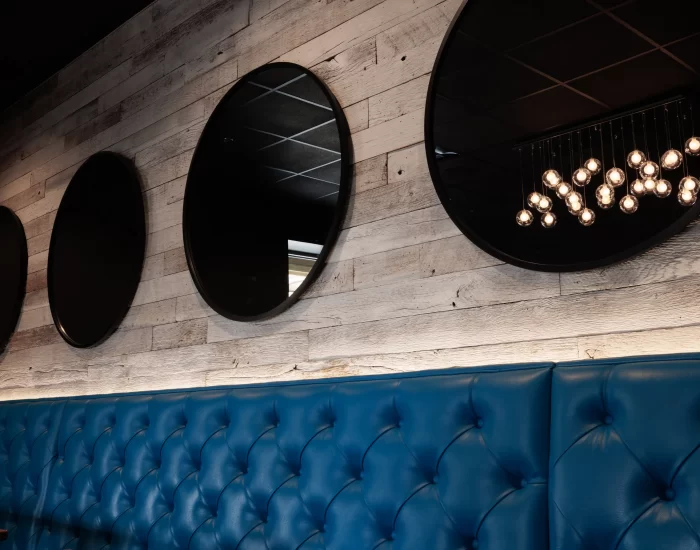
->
[[550, 355, 700, 550], [0, 365, 553, 550]]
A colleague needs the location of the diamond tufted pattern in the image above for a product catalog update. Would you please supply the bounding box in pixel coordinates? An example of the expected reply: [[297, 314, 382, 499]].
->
[[550, 355, 700, 550], [0, 365, 552, 550]]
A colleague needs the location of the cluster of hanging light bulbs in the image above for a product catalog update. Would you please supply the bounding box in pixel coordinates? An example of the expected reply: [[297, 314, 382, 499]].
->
[[516, 104, 700, 229]]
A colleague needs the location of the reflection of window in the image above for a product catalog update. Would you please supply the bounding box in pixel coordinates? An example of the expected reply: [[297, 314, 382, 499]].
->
[[288, 240, 322, 295]]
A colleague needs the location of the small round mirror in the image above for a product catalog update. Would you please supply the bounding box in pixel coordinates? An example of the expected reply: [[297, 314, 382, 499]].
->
[[0, 206, 27, 353]]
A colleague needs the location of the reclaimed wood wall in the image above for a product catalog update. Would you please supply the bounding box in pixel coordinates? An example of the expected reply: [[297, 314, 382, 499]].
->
[[0, 0, 698, 401]]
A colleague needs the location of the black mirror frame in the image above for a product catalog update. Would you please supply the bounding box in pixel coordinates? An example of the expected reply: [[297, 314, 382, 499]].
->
[[47, 152, 146, 348], [183, 62, 352, 322], [424, 0, 700, 272], [0, 206, 27, 354]]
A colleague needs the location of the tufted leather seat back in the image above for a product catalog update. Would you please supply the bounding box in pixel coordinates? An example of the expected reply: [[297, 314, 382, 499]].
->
[[550, 356, 700, 550], [0, 365, 552, 550]]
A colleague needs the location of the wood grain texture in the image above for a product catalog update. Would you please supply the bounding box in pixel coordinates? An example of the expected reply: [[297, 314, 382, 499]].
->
[[0, 0, 698, 401]]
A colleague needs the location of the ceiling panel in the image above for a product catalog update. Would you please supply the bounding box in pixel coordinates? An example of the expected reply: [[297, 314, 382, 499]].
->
[[612, 0, 700, 45], [510, 15, 653, 83]]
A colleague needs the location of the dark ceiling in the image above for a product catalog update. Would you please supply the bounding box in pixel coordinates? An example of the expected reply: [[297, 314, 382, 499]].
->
[[0, 0, 152, 114]]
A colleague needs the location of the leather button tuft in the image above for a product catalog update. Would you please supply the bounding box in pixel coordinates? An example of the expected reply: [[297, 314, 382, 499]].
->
[[390, 531, 397, 540], [475, 418, 484, 429], [664, 488, 676, 501], [433, 475, 439, 484], [604, 415, 613, 425], [472, 540, 479, 549], [520, 479, 528, 488]]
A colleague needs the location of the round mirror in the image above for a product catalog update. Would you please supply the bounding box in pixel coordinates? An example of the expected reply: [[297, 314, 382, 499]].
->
[[184, 62, 351, 321], [0, 206, 27, 353], [427, 0, 700, 271], [48, 152, 145, 348]]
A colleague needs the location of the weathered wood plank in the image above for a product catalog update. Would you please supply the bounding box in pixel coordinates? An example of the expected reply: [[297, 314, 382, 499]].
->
[[352, 109, 423, 164], [121, 65, 187, 120], [354, 246, 420, 290], [64, 105, 123, 151], [26, 269, 47, 293], [2, 182, 45, 213], [140, 149, 194, 191], [345, 142, 438, 227], [135, 120, 205, 168], [312, 38, 376, 85], [353, 154, 387, 194], [344, 101, 369, 134], [176, 293, 215, 322], [329, 205, 461, 262], [302, 260, 354, 299], [250, 0, 291, 22], [369, 74, 429, 127], [308, 275, 700, 360], [121, 299, 178, 330], [27, 251, 49, 274], [419, 235, 502, 277], [164, 246, 188, 276], [7, 325, 62, 353], [153, 319, 208, 351], [561, 222, 700, 295], [16, 306, 53, 332], [23, 288, 49, 312], [23, 211, 55, 240], [0, 174, 32, 202], [146, 224, 183, 257], [207, 264, 559, 344], [132, 271, 196, 307]]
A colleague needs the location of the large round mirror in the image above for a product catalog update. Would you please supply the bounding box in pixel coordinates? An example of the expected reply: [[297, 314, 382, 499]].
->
[[427, 0, 700, 271], [0, 206, 27, 353], [184, 62, 350, 321], [48, 152, 145, 348]]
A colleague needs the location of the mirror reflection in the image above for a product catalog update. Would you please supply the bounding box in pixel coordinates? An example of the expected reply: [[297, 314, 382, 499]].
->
[[184, 63, 349, 320]]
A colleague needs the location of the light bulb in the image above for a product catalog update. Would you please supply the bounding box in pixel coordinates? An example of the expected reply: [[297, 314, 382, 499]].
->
[[541, 212, 557, 228], [661, 149, 683, 170], [516, 209, 534, 227], [596, 183, 615, 209], [627, 150, 646, 169], [679, 189, 697, 206], [606, 167, 626, 187], [685, 137, 700, 156], [568, 200, 583, 214], [631, 179, 646, 197], [578, 208, 595, 226], [654, 179, 671, 198], [536, 195, 553, 213], [639, 161, 659, 179], [565, 191, 583, 214], [573, 167, 592, 187], [680, 176, 700, 195], [556, 181, 573, 199], [643, 177, 657, 194], [527, 192, 542, 208], [619, 194, 639, 214], [542, 169, 562, 189], [585, 158, 602, 175]]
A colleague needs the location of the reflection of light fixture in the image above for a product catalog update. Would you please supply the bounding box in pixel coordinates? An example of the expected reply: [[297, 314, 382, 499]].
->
[[556, 181, 573, 199], [527, 192, 542, 209], [679, 189, 697, 206], [639, 161, 659, 179], [543, 169, 562, 189], [654, 179, 672, 198], [516, 209, 534, 226], [643, 177, 657, 194], [631, 179, 646, 196], [585, 158, 602, 175], [578, 208, 595, 226], [685, 137, 700, 156], [620, 195, 639, 214], [565, 191, 583, 212], [596, 184, 614, 209], [541, 212, 557, 228], [680, 176, 700, 195], [606, 167, 625, 187], [627, 150, 646, 169], [536, 195, 553, 212], [661, 149, 683, 170], [573, 168, 591, 186]]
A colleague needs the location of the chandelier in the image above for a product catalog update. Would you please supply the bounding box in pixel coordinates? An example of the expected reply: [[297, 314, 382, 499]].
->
[[516, 98, 700, 228]]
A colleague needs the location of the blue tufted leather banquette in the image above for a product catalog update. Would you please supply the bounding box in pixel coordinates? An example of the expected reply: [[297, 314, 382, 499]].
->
[[550, 355, 700, 550], [0, 364, 553, 550]]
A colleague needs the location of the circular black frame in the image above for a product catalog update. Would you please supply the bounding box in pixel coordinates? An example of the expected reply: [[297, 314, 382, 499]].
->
[[424, 0, 700, 272], [0, 206, 27, 354], [183, 62, 352, 322], [47, 152, 146, 348]]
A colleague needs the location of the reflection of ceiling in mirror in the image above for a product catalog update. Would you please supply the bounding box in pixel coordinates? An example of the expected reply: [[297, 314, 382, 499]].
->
[[241, 71, 342, 206]]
